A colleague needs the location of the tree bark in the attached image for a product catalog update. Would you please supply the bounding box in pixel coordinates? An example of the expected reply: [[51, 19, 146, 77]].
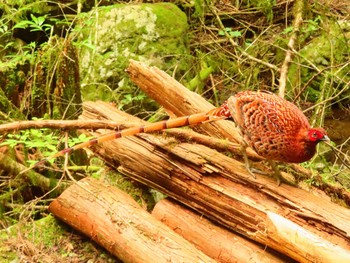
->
[[152, 198, 286, 263], [49, 177, 216, 263]]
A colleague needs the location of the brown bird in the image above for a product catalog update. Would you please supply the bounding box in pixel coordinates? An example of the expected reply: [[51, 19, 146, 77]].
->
[[227, 90, 329, 184]]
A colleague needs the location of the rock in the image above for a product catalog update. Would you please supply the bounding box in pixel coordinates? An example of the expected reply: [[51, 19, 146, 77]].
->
[[76, 3, 191, 113]]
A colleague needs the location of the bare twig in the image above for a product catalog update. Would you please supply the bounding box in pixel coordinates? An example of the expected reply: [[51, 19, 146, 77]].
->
[[278, 0, 304, 98], [209, 4, 278, 71], [0, 120, 124, 134]]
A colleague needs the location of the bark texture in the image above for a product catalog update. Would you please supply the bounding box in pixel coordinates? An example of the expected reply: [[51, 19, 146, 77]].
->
[[49, 177, 216, 263], [152, 198, 286, 263]]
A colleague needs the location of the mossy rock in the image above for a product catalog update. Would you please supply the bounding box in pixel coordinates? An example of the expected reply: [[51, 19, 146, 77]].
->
[[76, 3, 191, 114]]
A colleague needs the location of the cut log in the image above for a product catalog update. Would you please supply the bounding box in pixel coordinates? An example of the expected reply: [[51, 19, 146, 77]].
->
[[49, 177, 216, 263], [79, 100, 350, 263], [152, 198, 286, 263]]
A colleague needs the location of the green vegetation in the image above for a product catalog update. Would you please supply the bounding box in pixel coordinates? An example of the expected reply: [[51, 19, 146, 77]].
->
[[0, 0, 349, 260], [0, 128, 90, 165]]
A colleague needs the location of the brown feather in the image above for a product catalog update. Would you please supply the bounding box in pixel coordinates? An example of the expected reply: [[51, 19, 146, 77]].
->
[[227, 91, 328, 163]]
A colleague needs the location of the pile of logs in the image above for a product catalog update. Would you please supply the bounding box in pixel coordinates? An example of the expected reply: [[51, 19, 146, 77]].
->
[[49, 60, 350, 262]]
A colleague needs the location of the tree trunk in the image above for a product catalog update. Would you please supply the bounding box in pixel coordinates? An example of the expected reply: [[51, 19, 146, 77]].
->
[[75, 60, 350, 263], [49, 177, 216, 263]]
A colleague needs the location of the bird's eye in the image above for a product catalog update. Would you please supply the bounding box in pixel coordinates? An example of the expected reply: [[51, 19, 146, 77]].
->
[[308, 129, 324, 142]]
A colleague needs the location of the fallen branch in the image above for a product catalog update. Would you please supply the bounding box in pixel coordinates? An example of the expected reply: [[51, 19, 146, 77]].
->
[[0, 152, 67, 193]]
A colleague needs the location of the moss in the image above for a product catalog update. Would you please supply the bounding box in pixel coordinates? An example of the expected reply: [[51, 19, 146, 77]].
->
[[76, 3, 191, 114], [286, 19, 350, 102], [92, 168, 157, 211], [0, 215, 63, 261], [0, 87, 25, 121], [0, 215, 116, 261], [32, 37, 82, 120]]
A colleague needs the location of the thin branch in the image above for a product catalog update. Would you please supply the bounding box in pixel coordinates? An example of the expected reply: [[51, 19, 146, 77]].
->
[[0, 119, 125, 134], [210, 4, 278, 71], [278, 0, 304, 98]]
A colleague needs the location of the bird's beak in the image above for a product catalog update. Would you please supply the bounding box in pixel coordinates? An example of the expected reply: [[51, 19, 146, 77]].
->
[[321, 135, 330, 141]]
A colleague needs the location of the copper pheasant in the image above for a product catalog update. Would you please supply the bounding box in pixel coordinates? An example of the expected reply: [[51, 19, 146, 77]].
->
[[227, 90, 329, 183]]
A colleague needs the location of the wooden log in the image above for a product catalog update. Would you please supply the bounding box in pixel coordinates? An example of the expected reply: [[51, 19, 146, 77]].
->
[[152, 198, 285, 263], [79, 101, 350, 263], [49, 177, 217, 263], [126, 59, 242, 143]]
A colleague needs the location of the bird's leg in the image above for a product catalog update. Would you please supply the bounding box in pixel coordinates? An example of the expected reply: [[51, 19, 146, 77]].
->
[[240, 141, 282, 185], [240, 142, 256, 179], [267, 160, 282, 186]]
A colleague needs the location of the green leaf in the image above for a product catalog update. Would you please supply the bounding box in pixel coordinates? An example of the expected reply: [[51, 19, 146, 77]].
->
[[282, 26, 293, 34], [13, 20, 32, 29], [229, 31, 241, 38], [218, 30, 225, 36]]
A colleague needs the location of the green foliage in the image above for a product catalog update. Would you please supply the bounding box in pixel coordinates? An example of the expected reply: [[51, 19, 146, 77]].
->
[[0, 127, 90, 164], [119, 93, 147, 110], [303, 16, 322, 34], [13, 14, 53, 34], [193, 0, 204, 19], [67, 133, 90, 148], [218, 27, 242, 38], [1, 129, 57, 151], [248, 0, 276, 22], [187, 60, 215, 93], [0, 2, 75, 119]]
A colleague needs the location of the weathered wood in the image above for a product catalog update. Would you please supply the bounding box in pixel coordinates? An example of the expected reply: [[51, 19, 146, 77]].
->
[[152, 198, 285, 263], [79, 100, 350, 263], [49, 177, 216, 263]]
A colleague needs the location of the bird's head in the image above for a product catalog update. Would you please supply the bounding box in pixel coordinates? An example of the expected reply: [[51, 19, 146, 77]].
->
[[307, 128, 329, 143]]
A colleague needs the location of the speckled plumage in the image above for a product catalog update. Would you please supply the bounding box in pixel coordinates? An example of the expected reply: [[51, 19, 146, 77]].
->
[[227, 91, 328, 163]]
